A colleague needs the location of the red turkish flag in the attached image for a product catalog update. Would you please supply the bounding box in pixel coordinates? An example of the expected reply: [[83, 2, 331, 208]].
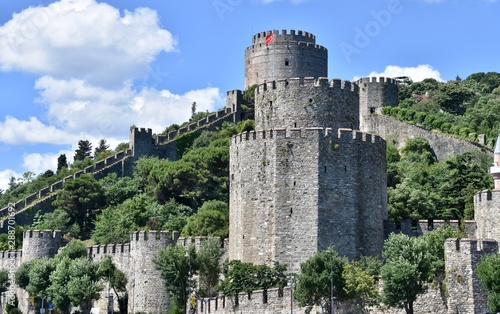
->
[[265, 33, 275, 45]]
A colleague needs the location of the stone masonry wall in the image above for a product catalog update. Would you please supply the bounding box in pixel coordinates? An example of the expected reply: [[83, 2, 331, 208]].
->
[[357, 77, 399, 131], [244, 29, 328, 89], [318, 128, 387, 259], [474, 190, 500, 241], [255, 78, 359, 131], [230, 127, 387, 270], [445, 238, 497, 314], [362, 114, 491, 161]]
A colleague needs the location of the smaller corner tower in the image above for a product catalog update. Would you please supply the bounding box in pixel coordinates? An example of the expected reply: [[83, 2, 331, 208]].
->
[[21, 230, 62, 263], [129, 127, 154, 159], [129, 230, 179, 313], [357, 77, 399, 132]]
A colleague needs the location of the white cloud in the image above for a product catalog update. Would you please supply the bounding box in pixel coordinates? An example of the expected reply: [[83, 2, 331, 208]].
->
[[0, 169, 22, 192], [0, 0, 224, 148], [33, 76, 224, 140], [361, 64, 444, 82], [0, 116, 78, 145], [0, 0, 176, 86], [22, 150, 72, 176]]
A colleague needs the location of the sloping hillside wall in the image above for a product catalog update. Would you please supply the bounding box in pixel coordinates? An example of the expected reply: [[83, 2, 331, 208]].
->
[[362, 114, 490, 161]]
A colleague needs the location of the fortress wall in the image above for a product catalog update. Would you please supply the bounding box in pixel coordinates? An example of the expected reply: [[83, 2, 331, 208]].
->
[[445, 238, 497, 313], [362, 114, 490, 161], [255, 78, 359, 131], [384, 219, 467, 239]]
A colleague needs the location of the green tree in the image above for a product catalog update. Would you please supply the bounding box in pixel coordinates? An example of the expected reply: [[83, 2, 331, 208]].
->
[[197, 237, 223, 297], [99, 256, 128, 313], [74, 140, 93, 161], [342, 262, 379, 311], [421, 227, 465, 278], [182, 200, 229, 237], [477, 254, 500, 313], [381, 233, 432, 314], [94, 138, 110, 160], [154, 244, 196, 314], [294, 247, 348, 313], [52, 174, 105, 239], [57, 154, 69, 172]]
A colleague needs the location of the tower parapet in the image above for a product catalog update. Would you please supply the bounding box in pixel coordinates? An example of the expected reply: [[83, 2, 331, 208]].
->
[[21, 230, 62, 263], [245, 30, 328, 89], [255, 78, 359, 131]]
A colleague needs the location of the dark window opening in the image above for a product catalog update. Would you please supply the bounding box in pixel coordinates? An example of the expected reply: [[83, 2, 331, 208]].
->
[[294, 122, 297, 128], [370, 107, 376, 114], [324, 166, 327, 173], [290, 208, 293, 216], [285, 59, 289, 66]]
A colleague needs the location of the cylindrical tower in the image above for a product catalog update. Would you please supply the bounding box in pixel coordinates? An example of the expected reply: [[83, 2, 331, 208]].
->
[[21, 230, 62, 263], [244, 29, 328, 89], [254, 78, 359, 131], [129, 230, 179, 313]]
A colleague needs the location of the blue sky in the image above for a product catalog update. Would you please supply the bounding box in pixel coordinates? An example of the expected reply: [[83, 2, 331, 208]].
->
[[0, 0, 498, 191]]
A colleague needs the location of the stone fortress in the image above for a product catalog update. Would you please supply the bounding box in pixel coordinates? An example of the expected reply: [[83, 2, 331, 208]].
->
[[1, 29, 500, 313]]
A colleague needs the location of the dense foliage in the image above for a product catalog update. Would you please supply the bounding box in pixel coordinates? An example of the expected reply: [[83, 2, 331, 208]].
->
[[14, 239, 126, 314], [387, 72, 500, 147], [477, 254, 500, 313], [387, 138, 492, 222]]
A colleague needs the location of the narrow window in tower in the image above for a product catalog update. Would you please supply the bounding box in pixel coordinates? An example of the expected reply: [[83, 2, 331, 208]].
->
[[294, 122, 297, 128], [293, 181, 296, 186], [270, 101, 273, 108], [370, 107, 376, 114], [309, 99, 313, 104], [324, 166, 327, 173], [285, 59, 289, 66], [290, 208, 293, 216]]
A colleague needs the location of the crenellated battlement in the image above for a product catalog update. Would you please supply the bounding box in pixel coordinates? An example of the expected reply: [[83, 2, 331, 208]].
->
[[356, 76, 398, 86], [23, 229, 62, 239], [130, 230, 180, 243], [88, 243, 130, 257], [232, 128, 383, 146], [0, 250, 22, 259], [252, 29, 316, 45], [256, 77, 359, 94], [445, 238, 498, 253]]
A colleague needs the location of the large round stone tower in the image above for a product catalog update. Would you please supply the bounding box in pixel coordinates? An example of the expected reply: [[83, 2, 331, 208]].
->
[[230, 31, 388, 272], [244, 29, 328, 89]]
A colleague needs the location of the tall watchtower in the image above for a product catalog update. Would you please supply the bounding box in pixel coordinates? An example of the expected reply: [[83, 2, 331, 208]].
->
[[244, 30, 328, 89], [231, 31, 388, 272]]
